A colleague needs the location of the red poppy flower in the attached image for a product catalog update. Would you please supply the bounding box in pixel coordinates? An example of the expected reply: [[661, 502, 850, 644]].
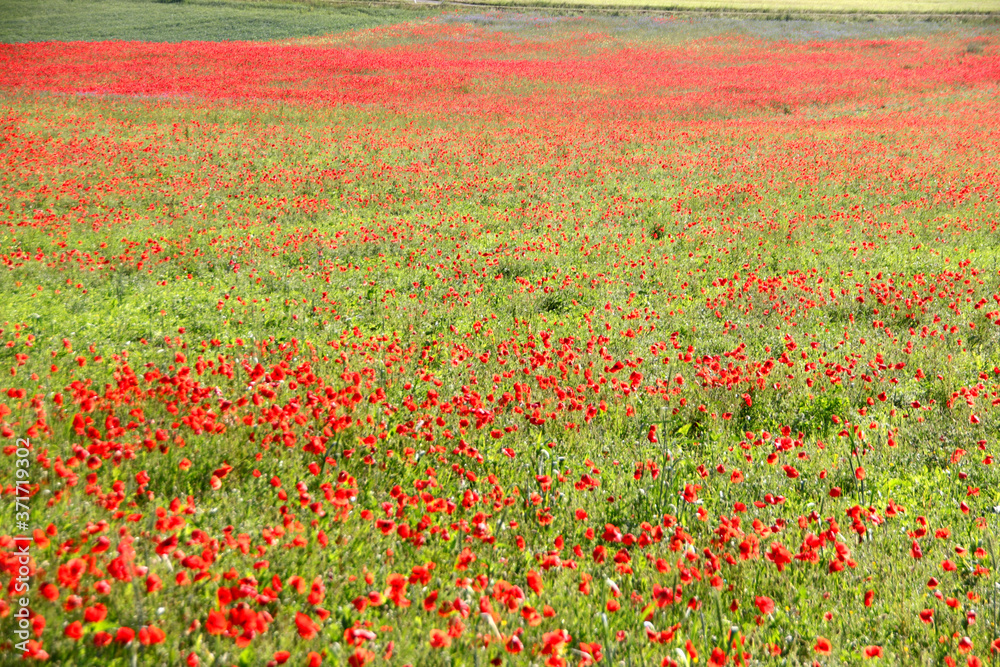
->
[[864, 646, 884, 659], [84, 604, 108, 623], [527, 570, 543, 595], [685, 640, 699, 661], [40, 583, 59, 601], [64, 621, 83, 641], [206, 610, 228, 635], [429, 628, 451, 648], [138, 626, 165, 645], [541, 629, 572, 655], [765, 542, 793, 572], [296, 612, 321, 640], [347, 648, 374, 667], [146, 574, 163, 594]]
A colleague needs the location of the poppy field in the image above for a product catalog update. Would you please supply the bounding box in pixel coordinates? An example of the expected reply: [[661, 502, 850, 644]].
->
[[1, 14, 1000, 667]]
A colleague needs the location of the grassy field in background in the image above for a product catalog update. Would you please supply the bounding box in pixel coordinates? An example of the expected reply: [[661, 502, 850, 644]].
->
[[0, 0, 441, 43], [0, 0, 998, 46]]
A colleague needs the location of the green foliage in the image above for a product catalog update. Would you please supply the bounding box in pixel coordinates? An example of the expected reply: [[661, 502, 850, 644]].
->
[[0, 0, 439, 43]]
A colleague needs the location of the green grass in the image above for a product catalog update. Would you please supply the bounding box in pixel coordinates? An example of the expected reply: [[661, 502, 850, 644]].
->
[[0, 0, 442, 43]]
